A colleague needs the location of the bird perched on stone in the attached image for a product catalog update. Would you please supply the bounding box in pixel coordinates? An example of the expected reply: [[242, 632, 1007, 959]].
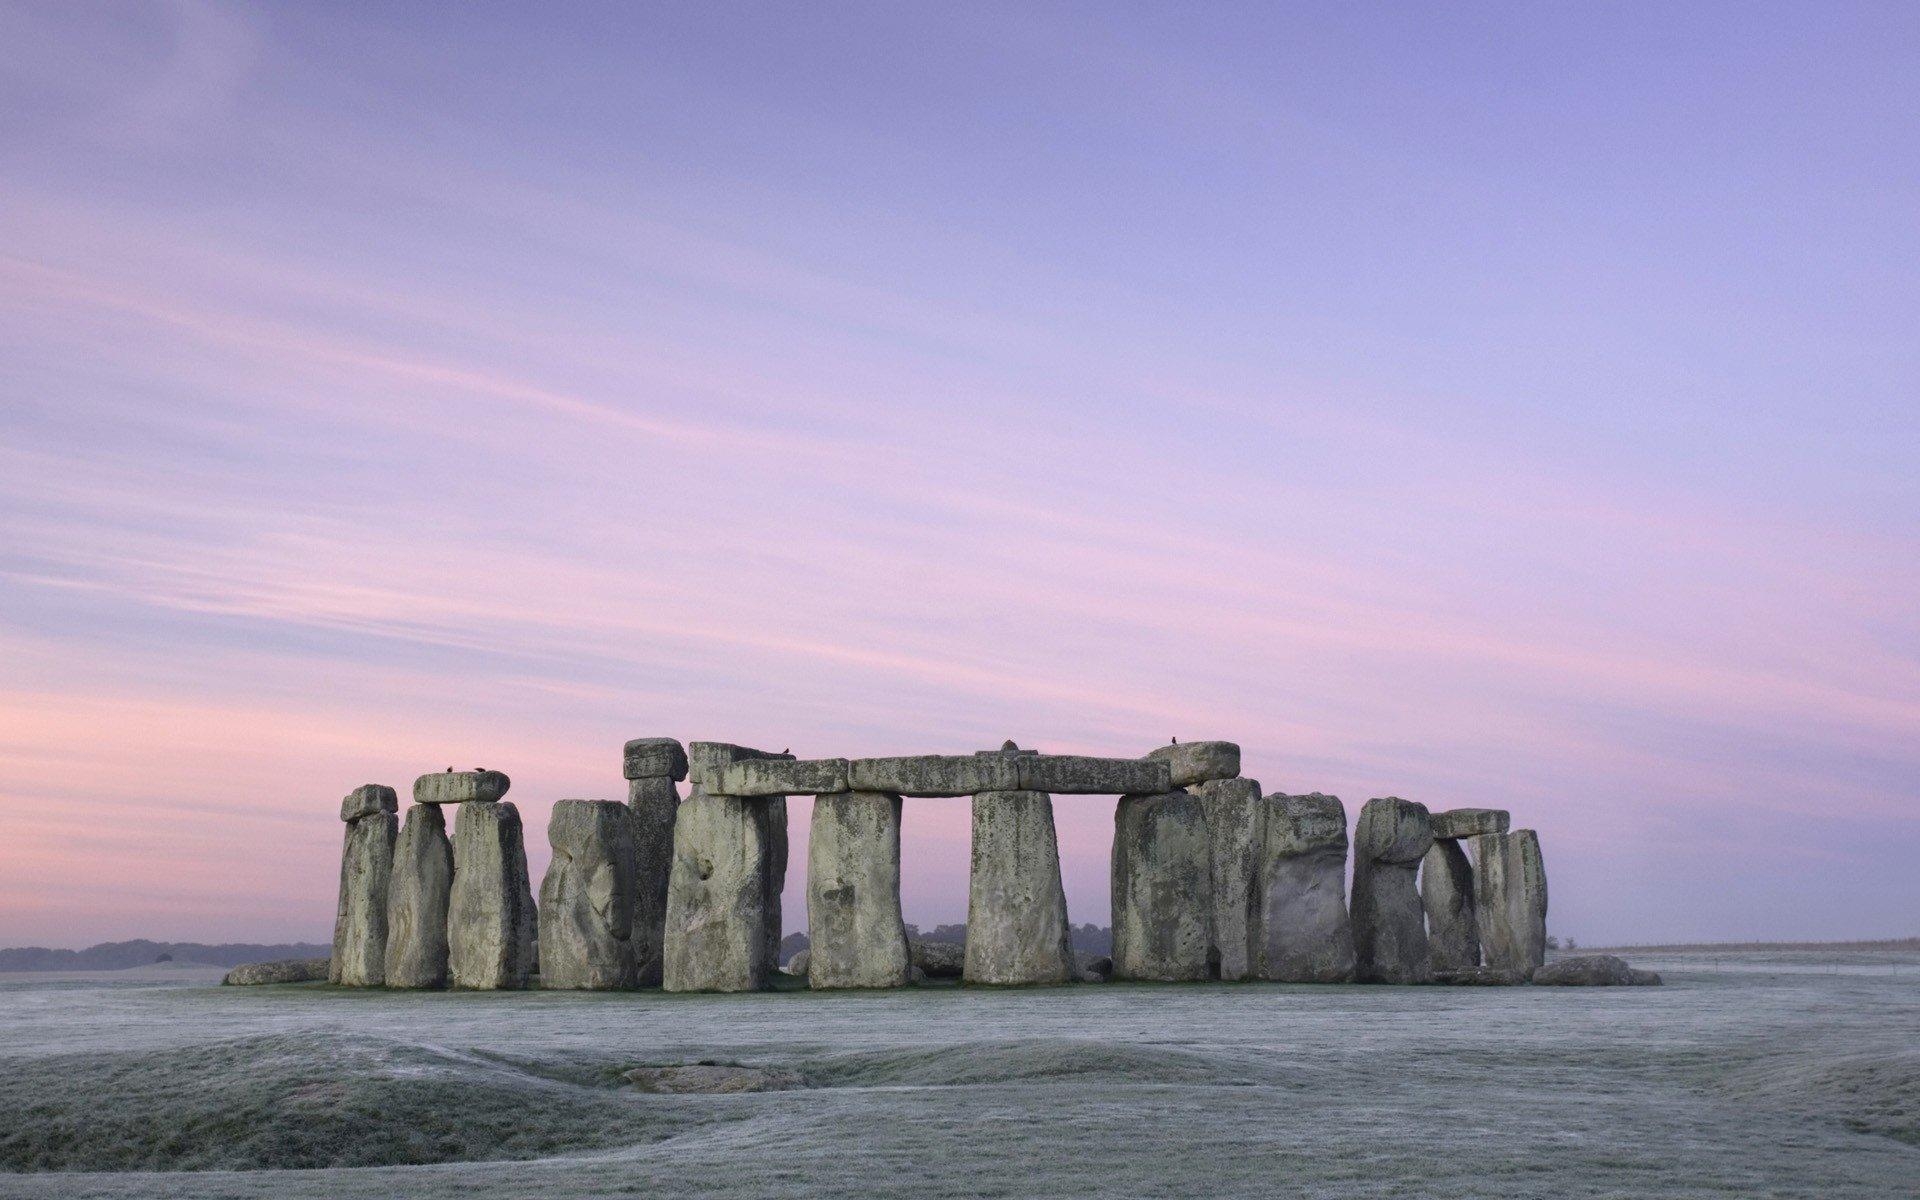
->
[[445, 766, 453, 772]]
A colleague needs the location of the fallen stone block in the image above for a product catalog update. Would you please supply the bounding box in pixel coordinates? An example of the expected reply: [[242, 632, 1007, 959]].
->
[[448, 800, 537, 989], [1017, 754, 1171, 795], [1432, 966, 1524, 986], [1192, 776, 1263, 981], [1531, 954, 1657, 986], [688, 741, 794, 791], [1258, 793, 1355, 983], [664, 785, 787, 991], [413, 769, 511, 806], [783, 947, 810, 977], [622, 737, 688, 782], [1473, 829, 1549, 979], [909, 938, 965, 978], [806, 791, 911, 988], [223, 958, 329, 985], [1429, 808, 1510, 840], [1111, 790, 1214, 982], [385, 803, 454, 988], [627, 774, 680, 987], [718, 756, 848, 797], [539, 799, 639, 990], [1421, 838, 1479, 973], [966, 790, 1075, 984], [1079, 954, 1114, 982], [1351, 797, 1434, 984], [331, 786, 397, 987], [1144, 740, 1241, 787], [848, 754, 1021, 797]]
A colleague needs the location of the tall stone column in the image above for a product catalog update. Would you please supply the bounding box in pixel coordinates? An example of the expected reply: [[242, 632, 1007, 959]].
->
[[1351, 796, 1434, 984], [1422, 808, 1508, 973], [434, 770, 536, 990], [1110, 789, 1214, 981], [1472, 829, 1548, 978], [384, 803, 453, 988], [623, 737, 686, 986], [966, 771, 1074, 985], [663, 742, 791, 992], [1258, 792, 1355, 983], [539, 799, 639, 989], [806, 791, 911, 989], [330, 785, 397, 986], [1192, 776, 1262, 981]]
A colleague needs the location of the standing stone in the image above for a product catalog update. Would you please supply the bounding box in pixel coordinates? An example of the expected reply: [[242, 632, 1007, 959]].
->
[[449, 800, 537, 989], [1110, 789, 1215, 982], [539, 799, 639, 990], [1191, 776, 1263, 981], [384, 803, 453, 988], [1258, 793, 1356, 983], [965, 789, 1074, 985], [330, 785, 397, 986], [1472, 829, 1549, 978], [663, 785, 787, 991], [1351, 797, 1434, 984], [1421, 838, 1479, 972], [806, 791, 911, 989], [623, 737, 687, 987]]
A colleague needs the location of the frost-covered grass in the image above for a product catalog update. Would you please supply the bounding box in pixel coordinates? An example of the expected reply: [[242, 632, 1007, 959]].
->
[[0, 952, 1914, 1197]]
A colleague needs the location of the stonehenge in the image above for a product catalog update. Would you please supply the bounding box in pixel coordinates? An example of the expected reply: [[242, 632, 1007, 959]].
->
[[330, 785, 397, 986], [327, 736, 1566, 994]]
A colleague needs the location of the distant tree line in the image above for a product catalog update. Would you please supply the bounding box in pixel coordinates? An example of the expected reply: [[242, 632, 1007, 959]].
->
[[0, 940, 331, 971]]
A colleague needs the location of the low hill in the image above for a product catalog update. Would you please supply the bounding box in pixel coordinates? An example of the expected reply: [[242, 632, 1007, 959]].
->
[[0, 940, 331, 971]]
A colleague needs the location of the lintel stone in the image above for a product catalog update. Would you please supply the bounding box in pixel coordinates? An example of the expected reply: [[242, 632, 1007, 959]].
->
[[341, 784, 398, 823], [688, 742, 795, 792], [1144, 741, 1241, 787], [1429, 808, 1510, 840], [623, 738, 689, 782], [847, 754, 1021, 797], [1017, 755, 1170, 796], [718, 757, 848, 797], [413, 770, 510, 806]]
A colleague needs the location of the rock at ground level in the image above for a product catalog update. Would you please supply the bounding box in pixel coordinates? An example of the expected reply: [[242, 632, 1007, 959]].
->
[[806, 792, 911, 989], [1144, 741, 1241, 787], [223, 958, 329, 985], [1111, 790, 1214, 982], [384, 803, 454, 988], [1192, 777, 1263, 982], [627, 774, 680, 987], [663, 786, 787, 991], [1432, 966, 1525, 986], [1351, 797, 1433, 984], [1473, 829, 1549, 978], [622, 1063, 807, 1094], [1421, 838, 1479, 973], [330, 803, 396, 987], [784, 948, 811, 976], [1532, 954, 1661, 986], [448, 800, 538, 990], [910, 939, 965, 978], [965, 790, 1075, 985], [539, 799, 639, 990], [1077, 954, 1114, 982], [1259, 793, 1355, 983]]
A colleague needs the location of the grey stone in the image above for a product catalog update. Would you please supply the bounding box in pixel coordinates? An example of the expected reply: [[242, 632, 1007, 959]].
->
[[1080, 954, 1114, 981], [848, 754, 1021, 797], [1532, 954, 1650, 986], [1257, 793, 1355, 983], [329, 799, 396, 987], [448, 800, 537, 989], [1351, 797, 1433, 984], [622, 1064, 805, 1094], [1432, 966, 1524, 986], [1144, 741, 1241, 787], [1629, 968, 1664, 986], [539, 799, 638, 990], [806, 792, 911, 988], [384, 804, 454, 988], [909, 939, 965, 978], [1421, 838, 1479, 972], [1192, 776, 1263, 981], [965, 790, 1075, 984], [1429, 808, 1510, 840], [1111, 790, 1215, 982], [663, 786, 786, 991], [339, 784, 397, 823], [223, 958, 329, 985], [687, 741, 794, 791], [413, 770, 511, 806], [719, 757, 849, 797], [627, 775, 679, 987], [1472, 829, 1549, 979], [1018, 755, 1170, 796], [622, 737, 688, 782], [784, 947, 810, 977], [909, 964, 928, 985]]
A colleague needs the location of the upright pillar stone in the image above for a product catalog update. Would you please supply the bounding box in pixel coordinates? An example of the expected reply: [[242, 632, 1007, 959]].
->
[[1473, 829, 1548, 978], [623, 737, 686, 986], [966, 745, 1074, 985], [445, 777, 537, 990], [330, 785, 397, 986], [1192, 776, 1263, 981], [1351, 796, 1434, 984], [1421, 839, 1479, 972], [1110, 789, 1215, 981], [806, 791, 911, 989], [1258, 792, 1356, 983], [384, 803, 453, 988], [663, 742, 791, 992], [539, 799, 639, 990]]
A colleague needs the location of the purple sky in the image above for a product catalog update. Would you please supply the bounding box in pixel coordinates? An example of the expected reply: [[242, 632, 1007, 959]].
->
[[1, 2, 1915, 948]]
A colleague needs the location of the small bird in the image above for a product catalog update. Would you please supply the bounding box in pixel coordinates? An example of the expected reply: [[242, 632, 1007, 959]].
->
[[445, 766, 453, 773], [1171, 736, 1178, 744], [782, 748, 790, 754]]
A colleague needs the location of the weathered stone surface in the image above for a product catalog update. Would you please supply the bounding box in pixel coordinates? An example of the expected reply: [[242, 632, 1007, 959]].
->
[[1532, 954, 1656, 986], [1629, 968, 1664, 986], [413, 770, 510, 806], [847, 754, 1020, 797], [223, 958, 329, 986], [910, 939, 965, 978], [1351, 797, 1433, 984], [539, 799, 638, 990], [1080, 954, 1114, 982], [719, 757, 848, 797], [1432, 966, 1524, 986], [1111, 790, 1215, 982], [329, 801, 396, 987], [1144, 741, 1241, 787], [448, 800, 537, 989], [1192, 777, 1263, 981], [663, 786, 786, 991], [384, 803, 453, 988], [622, 737, 688, 781], [687, 742, 794, 791], [622, 1064, 806, 1093], [1429, 808, 1510, 840], [1473, 829, 1549, 979], [1258, 793, 1355, 983], [1421, 838, 1479, 973], [1017, 755, 1170, 796], [784, 948, 810, 977], [965, 790, 1075, 984], [340, 784, 397, 823], [627, 774, 679, 987], [806, 792, 910, 988]]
